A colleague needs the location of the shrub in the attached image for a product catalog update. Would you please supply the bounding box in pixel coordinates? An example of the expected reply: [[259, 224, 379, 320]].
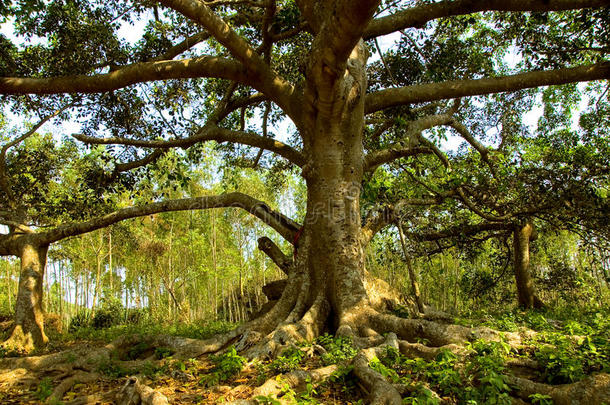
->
[[68, 310, 91, 332]]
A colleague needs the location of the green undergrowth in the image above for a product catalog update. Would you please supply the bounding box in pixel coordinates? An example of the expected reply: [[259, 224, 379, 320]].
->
[[456, 305, 610, 335], [254, 334, 363, 404], [57, 319, 236, 345], [372, 340, 515, 404], [456, 306, 610, 387]]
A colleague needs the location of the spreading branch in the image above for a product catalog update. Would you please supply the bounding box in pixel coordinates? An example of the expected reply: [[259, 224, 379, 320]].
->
[[408, 221, 512, 242], [0, 56, 249, 95], [365, 62, 610, 113], [364, 0, 610, 39], [38, 192, 300, 246], [360, 193, 456, 245], [113, 149, 166, 174], [73, 124, 306, 167]]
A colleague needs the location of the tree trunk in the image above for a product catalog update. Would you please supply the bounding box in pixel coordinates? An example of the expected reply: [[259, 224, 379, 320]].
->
[[279, 41, 376, 336], [513, 222, 544, 309], [4, 242, 49, 351], [397, 222, 425, 314]]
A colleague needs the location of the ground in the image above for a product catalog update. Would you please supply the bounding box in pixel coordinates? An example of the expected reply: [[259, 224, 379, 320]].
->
[[0, 307, 609, 405]]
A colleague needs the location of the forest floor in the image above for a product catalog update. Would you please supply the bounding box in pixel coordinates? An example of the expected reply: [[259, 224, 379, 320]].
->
[[0, 306, 608, 404]]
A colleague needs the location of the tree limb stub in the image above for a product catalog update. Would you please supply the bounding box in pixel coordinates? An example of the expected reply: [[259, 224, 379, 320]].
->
[[257, 236, 292, 274]]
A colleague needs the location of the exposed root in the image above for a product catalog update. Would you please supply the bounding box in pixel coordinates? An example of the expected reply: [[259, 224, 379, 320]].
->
[[352, 333, 402, 405], [116, 376, 170, 405], [370, 311, 537, 347], [63, 391, 117, 405], [398, 339, 467, 361], [46, 371, 100, 404], [259, 365, 338, 398], [506, 373, 610, 405], [393, 383, 445, 403]]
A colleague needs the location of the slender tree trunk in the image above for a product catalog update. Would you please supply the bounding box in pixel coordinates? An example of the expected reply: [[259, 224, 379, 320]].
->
[[5, 261, 12, 310], [108, 230, 113, 296], [513, 222, 544, 309], [91, 254, 102, 313], [4, 242, 49, 351], [397, 222, 425, 313]]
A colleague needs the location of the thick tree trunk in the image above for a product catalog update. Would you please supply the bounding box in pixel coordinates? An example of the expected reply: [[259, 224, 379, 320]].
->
[[4, 242, 49, 351], [287, 41, 374, 336], [513, 222, 543, 309]]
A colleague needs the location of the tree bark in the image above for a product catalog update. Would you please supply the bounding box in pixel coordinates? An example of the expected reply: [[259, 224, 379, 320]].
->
[[4, 241, 49, 351], [513, 222, 544, 309]]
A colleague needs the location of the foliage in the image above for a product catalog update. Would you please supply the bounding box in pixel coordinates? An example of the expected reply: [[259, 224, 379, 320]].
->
[[269, 346, 306, 373], [91, 298, 124, 329], [315, 334, 358, 365], [199, 346, 245, 387], [34, 377, 54, 401], [373, 340, 514, 404]]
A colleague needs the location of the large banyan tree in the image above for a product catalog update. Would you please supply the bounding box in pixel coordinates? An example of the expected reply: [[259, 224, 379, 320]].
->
[[1, 1, 610, 399]]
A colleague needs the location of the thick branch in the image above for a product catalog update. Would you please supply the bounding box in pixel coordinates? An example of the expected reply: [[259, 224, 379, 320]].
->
[[314, 0, 381, 70], [365, 62, 610, 113], [365, 146, 431, 171], [158, 0, 298, 117], [39, 193, 299, 245], [0, 234, 20, 256], [0, 56, 249, 95], [73, 124, 305, 167], [364, 0, 610, 39]]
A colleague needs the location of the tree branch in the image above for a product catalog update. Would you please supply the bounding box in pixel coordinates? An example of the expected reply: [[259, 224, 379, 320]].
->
[[409, 221, 512, 242], [364, 0, 610, 39], [73, 124, 306, 167], [113, 149, 166, 173], [365, 146, 432, 172], [0, 56, 250, 95], [151, 31, 211, 61], [314, 0, 381, 69], [361, 193, 456, 245], [39, 192, 300, 245], [449, 119, 497, 175], [364, 113, 454, 171], [365, 62, 610, 113], [158, 0, 298, 118]]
